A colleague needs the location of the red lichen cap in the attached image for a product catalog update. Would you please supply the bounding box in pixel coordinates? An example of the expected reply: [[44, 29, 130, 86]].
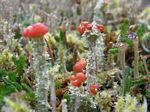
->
[[96, 24, 105, 32], [76, 72, 87, 82], [88, 84, 99, 95], [77, 21, 92, 35], [22, 22, 49, 38]]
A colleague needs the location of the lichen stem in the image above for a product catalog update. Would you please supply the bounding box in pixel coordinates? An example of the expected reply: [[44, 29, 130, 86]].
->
[[133, 38, 139, 79], [50, 74, 56, 112], [118, 48, 126, 72], [33, 38, 49, 112]]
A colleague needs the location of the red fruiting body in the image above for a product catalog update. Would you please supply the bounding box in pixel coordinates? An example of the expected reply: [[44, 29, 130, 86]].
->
[[31, 23, 49, 37], [81, 21, 92, 30], [69, 75, 77, 81], [76, 72, 87, 82], [77, 21, 92, 34], [22, 26, 33, 38], [22, 22, 48, 38], [82, 21, 89, 27], [89, 84, 98, 89], [77, 25, 86, 35], [73, 59, 87, 72], [96, 24, 105, 32], [89, 84, 99, 95], [73, 62, 83, 72], [22, 29, 28, 37], [71, 80, 82, 87], [86, 23, 92, 30], [78, 59, 87, 69]]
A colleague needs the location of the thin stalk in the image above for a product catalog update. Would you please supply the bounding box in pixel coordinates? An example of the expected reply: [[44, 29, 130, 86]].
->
[[50, 74, 56, 112], [62, 99, 68, 112], [142, 56, 149, 75], [118, 45, 126, 72], [33, 38, 49, 112], [121, 51, 126, 71], [133, 38, 139, 79], [45, 39, 56, 112], [45, 39, 55, 65]]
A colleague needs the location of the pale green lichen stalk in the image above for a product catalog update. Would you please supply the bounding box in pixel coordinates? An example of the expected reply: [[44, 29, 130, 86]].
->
[[33, 38, 49, 112], [133, 38, 139, 79], [84, 22, 105, 85], [62, 99, 68, 112], [49, 65, 60, 112]]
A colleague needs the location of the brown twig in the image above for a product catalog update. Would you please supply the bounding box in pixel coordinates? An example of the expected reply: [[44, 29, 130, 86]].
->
[[44, 38, 55, 65]]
